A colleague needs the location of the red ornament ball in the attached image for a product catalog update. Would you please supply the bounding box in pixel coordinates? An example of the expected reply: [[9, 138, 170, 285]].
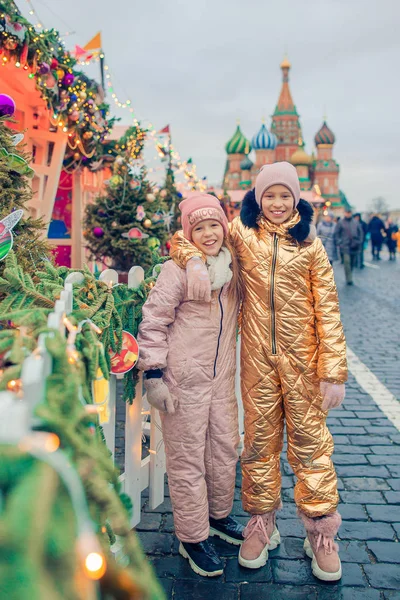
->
[[50, 57, 58, 70], [93, 227, 105, 238], [166, 240, 171, 251]]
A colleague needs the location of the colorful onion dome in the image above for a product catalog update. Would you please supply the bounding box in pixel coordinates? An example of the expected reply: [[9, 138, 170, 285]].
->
[[251, 123, 277, 150], [225, 124, 251, 155], [314, 121, 336, 146], [280, 56, 291, 69], [240, 155, 253, 170], [290, 139, 313, 166]]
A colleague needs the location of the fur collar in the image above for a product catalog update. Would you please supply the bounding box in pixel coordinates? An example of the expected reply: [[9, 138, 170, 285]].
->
[[240, 188, 315, 243]]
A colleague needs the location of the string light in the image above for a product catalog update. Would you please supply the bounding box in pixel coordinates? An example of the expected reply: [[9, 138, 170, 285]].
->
[[84, 552, 106, 580]]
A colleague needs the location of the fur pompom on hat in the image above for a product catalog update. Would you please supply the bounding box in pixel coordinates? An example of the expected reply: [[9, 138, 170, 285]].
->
[[255, 161, 301, 207], [179, 193, 229, 241]]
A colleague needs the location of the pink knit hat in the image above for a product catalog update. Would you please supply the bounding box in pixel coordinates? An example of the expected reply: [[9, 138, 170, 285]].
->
[[179, 193, 229, 241], [255, 162, 301, 207]]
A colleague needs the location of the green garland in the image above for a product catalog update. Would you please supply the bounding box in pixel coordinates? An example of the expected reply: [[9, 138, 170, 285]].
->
[[0, 0, 116, 169], [0, 251, 168, 598], [0, 331, 165, 600], [0, 251, 168, 402]]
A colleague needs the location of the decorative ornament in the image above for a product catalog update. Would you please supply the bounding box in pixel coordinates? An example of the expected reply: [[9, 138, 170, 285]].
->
[[70, 110, 80, 122], [143, 219, 152, 229], [4, 37, 17, 51], [122, 227, 149, 240], [62, 73, 75, 87], [151, 212, 163, 224], [128, 162, 142, 178], [160, 189, 167, 198], [79, 91, 87, 100], [83, 131, 94, 140], [147, 237, 161, 250], [146, 193, 155, 203], [110, 175, 123, 187], [93, 227, 104, 238], [161, 210, 174, 232], [112, 221, 118, 227], [11, 133, 24, 146], [56, 69, 65, 81], [108, 331, 139, 375], [50, 57, 58, 70], [39, 62, 50, 75], [92, 367, 109, 424], [166, 240, 171, 251], [0, 209, 23, 260], [130, 179, 141, 191], [73, 152, 80, 161], [0, 148, 34, 177], [177, 192, 183, 198], [136, 205, 146, 221], [0, 94, 16, 118]]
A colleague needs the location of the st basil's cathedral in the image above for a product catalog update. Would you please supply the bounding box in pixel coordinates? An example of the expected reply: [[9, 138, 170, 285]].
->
[[222, 58, 350, 219]]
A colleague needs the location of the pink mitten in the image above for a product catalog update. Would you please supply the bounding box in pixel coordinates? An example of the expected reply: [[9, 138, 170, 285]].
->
[[320, 381, 346, 411], [186, 257, 211, 302], [145, 378, 176, 414]]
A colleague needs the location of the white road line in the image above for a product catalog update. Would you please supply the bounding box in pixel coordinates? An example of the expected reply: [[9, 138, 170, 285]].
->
[[364, 262, 380, 270], [347, 346, 400, 431]]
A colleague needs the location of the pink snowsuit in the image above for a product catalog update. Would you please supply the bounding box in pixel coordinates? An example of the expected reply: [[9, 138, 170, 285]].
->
[[138, 259, 240, 543]]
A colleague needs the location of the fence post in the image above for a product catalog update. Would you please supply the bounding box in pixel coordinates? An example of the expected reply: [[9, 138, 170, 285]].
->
[[124, 265, 146, 526], [99, 269, 119, 459]]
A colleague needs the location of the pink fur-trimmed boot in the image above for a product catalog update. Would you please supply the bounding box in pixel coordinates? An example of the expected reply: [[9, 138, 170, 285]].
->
[[299, 510, 342, 582], [238, 510, 281, 569]]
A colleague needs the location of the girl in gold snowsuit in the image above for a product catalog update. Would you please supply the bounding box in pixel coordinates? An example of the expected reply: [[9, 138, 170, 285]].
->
[[170, 162, 347, 582]]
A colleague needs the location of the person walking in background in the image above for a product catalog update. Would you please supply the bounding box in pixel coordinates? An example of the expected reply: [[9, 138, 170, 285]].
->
[[368, 214, 386, 260], [317, 212, 338, 264], [354, 213, 368, 269], [392, 227, 400, 257], [385, 217, 399, 261], [334, 209, 363, 285]]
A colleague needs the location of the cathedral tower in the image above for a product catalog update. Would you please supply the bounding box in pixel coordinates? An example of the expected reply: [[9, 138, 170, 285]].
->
[[271, 57, 302, 162]]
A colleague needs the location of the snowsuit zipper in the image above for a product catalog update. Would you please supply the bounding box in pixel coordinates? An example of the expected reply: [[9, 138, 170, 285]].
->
[[270, 233, 278, 355], [213, 289, 224, 378]]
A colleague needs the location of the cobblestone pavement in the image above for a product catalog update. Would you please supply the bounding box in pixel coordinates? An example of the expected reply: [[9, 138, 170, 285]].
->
[[135, 247, 400, 599]]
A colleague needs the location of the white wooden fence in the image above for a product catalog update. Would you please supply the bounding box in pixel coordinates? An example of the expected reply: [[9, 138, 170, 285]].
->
[[14, 266, 245, 530]]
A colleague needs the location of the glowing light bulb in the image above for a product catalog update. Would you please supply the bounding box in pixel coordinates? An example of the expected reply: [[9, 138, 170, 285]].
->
[[84, 552, 106, 580], [44, 433, 60, 453]]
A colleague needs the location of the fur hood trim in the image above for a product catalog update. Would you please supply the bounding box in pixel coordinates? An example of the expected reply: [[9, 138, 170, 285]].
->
[[240, 188, 315, 243]]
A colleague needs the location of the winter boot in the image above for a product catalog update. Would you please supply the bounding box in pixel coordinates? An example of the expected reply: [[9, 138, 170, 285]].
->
[[209, 515, 245, 545], [299, 510, 342, 582], [238, 510, 280, 569], [179, 540, 224, 577]]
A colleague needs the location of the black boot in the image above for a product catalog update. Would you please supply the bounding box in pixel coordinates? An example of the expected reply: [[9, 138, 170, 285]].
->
[[209, 515, 245, 545], [179, 540, 223, 577]]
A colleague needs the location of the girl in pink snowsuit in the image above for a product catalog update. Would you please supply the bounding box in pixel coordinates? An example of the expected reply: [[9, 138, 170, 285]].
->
[[138, 194, 244, 577]]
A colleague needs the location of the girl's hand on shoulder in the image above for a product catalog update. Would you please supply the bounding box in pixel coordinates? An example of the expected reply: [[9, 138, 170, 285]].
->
[[145, 377, 176, 414], [320, 381, 345, 411], [187, 257, 211, 302]]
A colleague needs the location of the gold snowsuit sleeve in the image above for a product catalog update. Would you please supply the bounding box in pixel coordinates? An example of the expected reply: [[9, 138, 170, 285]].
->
[[310, 237, 348, 383]]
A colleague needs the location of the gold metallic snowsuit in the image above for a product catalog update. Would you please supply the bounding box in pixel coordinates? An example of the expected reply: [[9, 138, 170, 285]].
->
[[171, 210, 347, 518]]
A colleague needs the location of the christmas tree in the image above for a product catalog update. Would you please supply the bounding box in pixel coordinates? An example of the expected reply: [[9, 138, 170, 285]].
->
[[159, 165, 183, 236], [0, 112, 50, 274], [84, 124, 173, 272]]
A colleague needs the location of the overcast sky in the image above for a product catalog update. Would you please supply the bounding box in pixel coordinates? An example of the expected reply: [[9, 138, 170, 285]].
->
[[19, 0, 400, 209]]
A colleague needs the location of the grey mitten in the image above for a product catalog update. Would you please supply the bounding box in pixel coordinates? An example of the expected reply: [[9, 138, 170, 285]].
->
[[145, 377, 176, 414]]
